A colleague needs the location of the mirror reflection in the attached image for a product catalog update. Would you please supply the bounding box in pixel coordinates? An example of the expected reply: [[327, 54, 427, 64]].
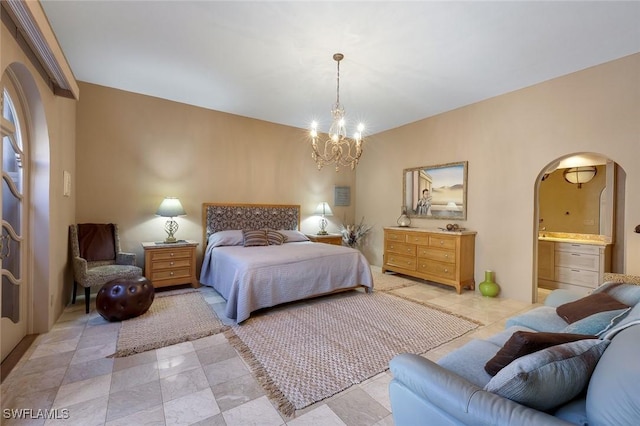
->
[[403, 161, 468, 220]]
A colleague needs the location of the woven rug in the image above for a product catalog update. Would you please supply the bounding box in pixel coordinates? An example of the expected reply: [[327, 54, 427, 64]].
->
[[371, 270, 420, 291], [225, 291, 480, 415], [111, 289, 228, 357]]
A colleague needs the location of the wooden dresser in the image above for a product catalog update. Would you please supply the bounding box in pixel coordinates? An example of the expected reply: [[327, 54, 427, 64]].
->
[[382, 227, 477, 294], [142, 240, 199, 288]]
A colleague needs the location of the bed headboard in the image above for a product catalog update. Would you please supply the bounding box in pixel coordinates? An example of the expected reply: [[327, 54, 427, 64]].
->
[[202, 203, 301, 245]]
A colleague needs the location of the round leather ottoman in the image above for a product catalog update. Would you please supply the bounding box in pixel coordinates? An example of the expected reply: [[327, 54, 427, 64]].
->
[[96, 277, 155, 322]]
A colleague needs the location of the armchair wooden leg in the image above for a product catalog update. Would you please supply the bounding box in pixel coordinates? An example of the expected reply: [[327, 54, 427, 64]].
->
[[72, 281, 77, 304], [85, 287, 91, 314]]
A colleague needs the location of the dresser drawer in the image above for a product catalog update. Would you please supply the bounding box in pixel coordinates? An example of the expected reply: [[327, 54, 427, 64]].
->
[[429, 235, 457, 250], [385, 241, 416, 257], [555, 242, 600, 256], [417, 247, 455, 264], [385, 231, 406, 243], [385, 253, 417, 271], [418, 260, 456, 280], [555, 267, 599, 288], [405, 233, 429, 245], [151, 258, 191, 270], [150, 248, 192, 261], [555, 251, 599, 271], [151, 267, 192, 281]]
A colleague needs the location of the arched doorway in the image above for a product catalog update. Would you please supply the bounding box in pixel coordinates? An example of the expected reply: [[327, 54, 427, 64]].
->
[[534, 153, 625, 302]]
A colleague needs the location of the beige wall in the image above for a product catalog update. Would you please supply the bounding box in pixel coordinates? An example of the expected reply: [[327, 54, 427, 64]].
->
[[356, 53, 640, 303], [75, 83, 356, 272], [1, 23, 77, 331]]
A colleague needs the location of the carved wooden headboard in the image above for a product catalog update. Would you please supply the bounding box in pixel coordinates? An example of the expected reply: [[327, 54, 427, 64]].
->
[[202, 203, 300, 246]]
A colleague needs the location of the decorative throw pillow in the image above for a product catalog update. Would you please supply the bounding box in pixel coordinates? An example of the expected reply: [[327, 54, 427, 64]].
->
[[484, 331, 596, 376], [484, 339, 609, 411], [208, 230, 244, 248], [265, 229, 286, 245], [278, 230, 310, 242], [242, 229, 268, 247], [561, 308, 630, 336], [77, 223, 116, 261], [556, 292, 629, 323]]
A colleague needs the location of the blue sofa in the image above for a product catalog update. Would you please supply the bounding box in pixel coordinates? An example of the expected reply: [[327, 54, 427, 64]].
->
[[389, 281, 640, 425]]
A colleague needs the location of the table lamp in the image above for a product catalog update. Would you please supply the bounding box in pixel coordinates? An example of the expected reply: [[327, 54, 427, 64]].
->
[[156, 197, 186, 243], [314, 202, 333, 235]]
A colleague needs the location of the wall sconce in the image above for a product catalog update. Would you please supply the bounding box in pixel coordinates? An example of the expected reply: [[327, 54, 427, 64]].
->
[[563, 166, 597, 189], [156, 197, 186, 243], [314, 202, 334, 235]]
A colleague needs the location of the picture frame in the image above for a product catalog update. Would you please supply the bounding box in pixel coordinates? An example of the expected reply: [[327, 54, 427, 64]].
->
[[402, 161, 468, 220]]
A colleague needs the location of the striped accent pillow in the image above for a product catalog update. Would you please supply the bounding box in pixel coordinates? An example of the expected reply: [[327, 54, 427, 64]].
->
[[243, 230, 268, 247], [266, 230, 287, 245]]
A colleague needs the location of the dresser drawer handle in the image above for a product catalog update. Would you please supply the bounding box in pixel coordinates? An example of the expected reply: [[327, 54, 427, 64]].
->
[[170, 272, 174, 276], [444, 268, 449, 273], [439, 240, 444, 245], [170, 262, 174, 266], [444, 254, 449, 258], [170, 253, 175, 257]]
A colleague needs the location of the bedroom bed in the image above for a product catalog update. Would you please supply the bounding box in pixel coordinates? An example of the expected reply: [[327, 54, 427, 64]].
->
[[199, 203, 374, 323]]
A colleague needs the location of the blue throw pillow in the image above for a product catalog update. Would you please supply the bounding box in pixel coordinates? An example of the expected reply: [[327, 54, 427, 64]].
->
[[562, 308, 630, 336], [484, 339, 609, 411]]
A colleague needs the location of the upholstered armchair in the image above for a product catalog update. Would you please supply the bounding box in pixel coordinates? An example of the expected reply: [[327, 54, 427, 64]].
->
[[70, 223, 143, 313]]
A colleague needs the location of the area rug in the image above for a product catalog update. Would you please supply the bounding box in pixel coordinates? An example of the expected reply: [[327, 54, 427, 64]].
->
[[371, 270, 420, 291], [225, 291, 481, 415], [111, 289, 228, 357]]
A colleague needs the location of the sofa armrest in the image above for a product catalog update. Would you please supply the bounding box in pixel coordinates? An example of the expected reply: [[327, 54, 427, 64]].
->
[[116, 252, 137, 266], [543, 289, 585, 307], [389, 354, 574, 426]]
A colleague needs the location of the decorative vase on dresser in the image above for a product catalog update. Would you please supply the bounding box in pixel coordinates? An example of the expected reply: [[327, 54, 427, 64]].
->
[[382, 227, 477, 294]]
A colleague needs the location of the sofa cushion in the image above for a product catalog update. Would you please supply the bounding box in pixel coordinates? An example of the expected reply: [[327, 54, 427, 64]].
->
[[586, 325, 640, 426], [484, 331, 596, 376], [592, 281, 640, 307], [505, 306, 568, 332], [556, 292, 629, 323], [601, 302, 640, 340], [484, 338, 609, 411], [78, 223, 116, 261], [437, 339, 500, 388], [561, 308, 630, 336]]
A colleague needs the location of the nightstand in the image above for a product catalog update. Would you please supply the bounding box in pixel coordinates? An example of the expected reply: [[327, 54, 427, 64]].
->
[[142, 240, 199, 288], [305, 233, 343, 246]]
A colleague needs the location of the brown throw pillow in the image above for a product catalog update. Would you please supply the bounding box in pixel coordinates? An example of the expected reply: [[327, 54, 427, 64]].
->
[[77, 223, 116, 261], [556, 292, 629, 324], [242, 229, 268, 247], [484, 331, 596, 376]]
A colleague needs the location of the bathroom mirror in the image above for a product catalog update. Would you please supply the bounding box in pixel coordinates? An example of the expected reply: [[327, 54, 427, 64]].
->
[[402, 161, 468, 220]]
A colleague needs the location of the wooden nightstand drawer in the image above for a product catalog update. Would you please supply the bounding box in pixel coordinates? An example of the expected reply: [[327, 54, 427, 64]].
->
[[150, 248, 191, 261], [152, 258, 191, 270], [151, 267, 192, 281]]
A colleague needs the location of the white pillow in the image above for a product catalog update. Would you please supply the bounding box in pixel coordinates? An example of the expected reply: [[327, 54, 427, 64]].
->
[[278, 230, 310, 242], [208, 230, 244, 247]]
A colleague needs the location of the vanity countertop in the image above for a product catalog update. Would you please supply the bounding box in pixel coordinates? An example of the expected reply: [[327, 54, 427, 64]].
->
[[538, 232, 611, 246]]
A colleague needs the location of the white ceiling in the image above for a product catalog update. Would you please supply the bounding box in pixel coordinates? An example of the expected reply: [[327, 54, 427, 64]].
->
[[41, 1, 640, 134]]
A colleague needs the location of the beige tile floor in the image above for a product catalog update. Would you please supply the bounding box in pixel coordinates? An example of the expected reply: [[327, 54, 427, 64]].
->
[[1, 273, 548, 426]]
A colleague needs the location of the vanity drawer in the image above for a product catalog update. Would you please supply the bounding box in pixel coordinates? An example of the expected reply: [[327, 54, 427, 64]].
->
[[418, 247, 455, 264], [418, 260, 456, 280], [555, 251, 599, 272], [429, 235, 457, 250], [555, 267, 599, 288], [555, 242, 601, 256], [385, 241, 416, 257], [385, 253, 417, 271]]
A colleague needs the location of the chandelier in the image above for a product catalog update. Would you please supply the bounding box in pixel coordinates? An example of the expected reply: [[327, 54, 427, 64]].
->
[[310, 53, 365, 171]]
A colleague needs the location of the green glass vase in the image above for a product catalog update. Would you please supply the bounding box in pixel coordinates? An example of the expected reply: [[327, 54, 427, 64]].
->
[[479, 270, 500, 297]]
